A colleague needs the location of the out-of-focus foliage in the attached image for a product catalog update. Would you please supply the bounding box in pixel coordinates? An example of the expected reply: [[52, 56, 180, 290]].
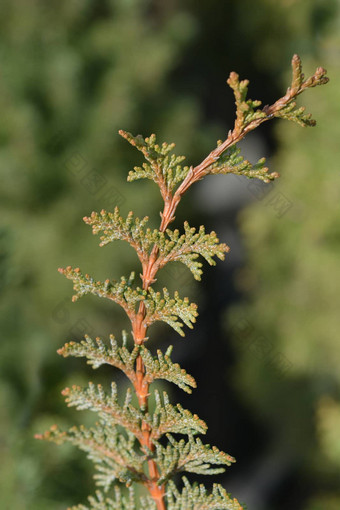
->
[[227, 13, 340, 510]]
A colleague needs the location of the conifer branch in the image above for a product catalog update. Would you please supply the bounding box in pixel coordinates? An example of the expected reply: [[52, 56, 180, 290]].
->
[[69, 488, 156, 510], [36, 423, 146, 488], [58, 268, 143, 322], [59, 267, 197, 337], [205, 144, 278, 183], [148, 390, 207, 440], [167, 55, 329, 202], [263, 54, 329, 125], [144, 288, 198, 336], [227, 53, 329, 135], [57, 332, 139, 385], [61, 382, 144, 441], [152, 222, 229, 281], [119, 130, 190, 200], [166, 477, 244, 510], [140, 345, 197, 393], [83, 208, 151, 265], [39, 55, 328, 510], [155, 434, 235, 484], [84, 210, 229, 281]]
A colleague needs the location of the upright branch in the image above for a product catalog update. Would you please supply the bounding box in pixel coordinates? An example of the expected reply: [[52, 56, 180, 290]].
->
[[37, 55, 328, 510]]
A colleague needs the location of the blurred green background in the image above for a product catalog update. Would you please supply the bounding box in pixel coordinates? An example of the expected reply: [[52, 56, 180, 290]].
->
[[1, 0, 339, 509]]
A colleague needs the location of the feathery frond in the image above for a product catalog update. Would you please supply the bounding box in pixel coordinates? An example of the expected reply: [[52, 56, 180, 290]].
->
[[61, 382, 143, 440], [144, 288, 198, 336], [155, 434, 235, 484], [57, 332, 139, 385], [119, 130, 190, 197], [58, 268, 144, 320], [166, 477, 245, 510], [36, 423, 146, 489], [206, 144, 278, 183], [269, 54, 329, 126], [148, 390, 207, 440], [227, 54, 329, 137], [227, 71, 267, 133], [69, 488, 156, 510], [140, 345, 196, 393], [40, 55, 328, 510], [83, 208, 151, 264], [59, 267, 197, 336], [155, 222, 229, 281]]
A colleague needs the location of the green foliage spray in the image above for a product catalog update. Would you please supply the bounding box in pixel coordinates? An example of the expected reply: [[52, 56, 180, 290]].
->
[[37, 56, 328, 509]]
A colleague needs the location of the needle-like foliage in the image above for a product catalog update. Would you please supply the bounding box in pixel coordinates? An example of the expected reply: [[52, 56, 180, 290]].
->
[[37, 56, 328, 509]]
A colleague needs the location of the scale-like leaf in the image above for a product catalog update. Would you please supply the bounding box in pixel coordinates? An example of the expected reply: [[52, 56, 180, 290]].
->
[[59, 267, 197, 336], [58, 332, 139, 385], [140, 345, 196, 393], [155, 222, 229, 280], [148, 391, 207, 440], [155, 434, 235, 484], [206, 143, 278, 183], [84, 209, 229, 281], [227, 70, 266, 134], [83, 208, 152, 263], [144, 288, 198, 337], [58, 268, 145, 320], [69, 488, 156, 510], [36, 423, 145, 489], [119, 130, 190, 194], [43, 56, 328, 510], [61, 382, 143, 440], [166, 477, 244, 510]]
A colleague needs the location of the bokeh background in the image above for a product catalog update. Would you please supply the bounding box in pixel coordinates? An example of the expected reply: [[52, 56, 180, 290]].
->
[[1, 0, 339, 509]]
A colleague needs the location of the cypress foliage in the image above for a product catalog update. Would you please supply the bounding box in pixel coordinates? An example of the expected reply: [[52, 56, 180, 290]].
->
[[37, 56, 328, 509]]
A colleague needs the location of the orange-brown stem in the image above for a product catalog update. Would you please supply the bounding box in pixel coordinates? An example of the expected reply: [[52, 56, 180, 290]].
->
[[126, 62, 329, 506], [129, 190, 185, 508], [128, 116, 248, 507], [129, 119, 257, 505]]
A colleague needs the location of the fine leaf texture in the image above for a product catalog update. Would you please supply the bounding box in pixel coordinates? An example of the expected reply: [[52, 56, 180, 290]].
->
[[148, 390, 207, 440], [205, 144, 278, 183], [41, 55, 329, 510], [61, 382, 143, 440], [119, 130, 190, 196], [69, 488, 156, 510], [84, 208, 228, 281], [143, 287, 198, 337], [36, 423, 145, 489], [140, 344, 197, 393], [166, 477, 245, 510], [59, 267, 197, 336], [83, 208, 151, 264], [58, 268, 143, 321], [155, 434, 235, 484], [155, 222, 229, 281], [57, 332, 139, 385], [226, 54, 329, 137]]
